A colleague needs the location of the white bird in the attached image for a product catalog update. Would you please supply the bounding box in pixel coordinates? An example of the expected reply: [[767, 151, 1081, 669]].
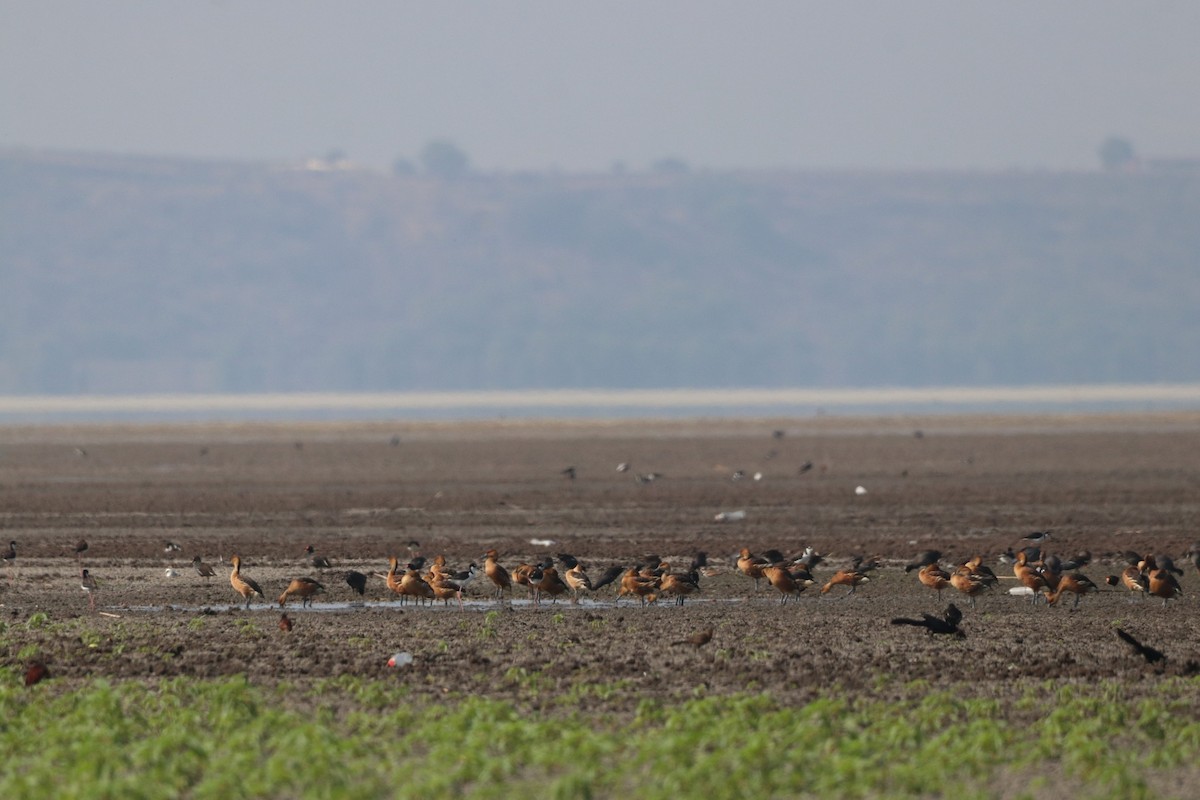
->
[[855, 486, 868, 496]]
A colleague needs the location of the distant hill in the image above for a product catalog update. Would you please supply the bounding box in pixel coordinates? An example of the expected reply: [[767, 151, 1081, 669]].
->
[[2, 148, 1198, 394]]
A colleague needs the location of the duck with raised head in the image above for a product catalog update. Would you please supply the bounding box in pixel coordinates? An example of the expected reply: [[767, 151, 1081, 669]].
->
[[483, 549, 512, 602], [229, 555, 264, 609]]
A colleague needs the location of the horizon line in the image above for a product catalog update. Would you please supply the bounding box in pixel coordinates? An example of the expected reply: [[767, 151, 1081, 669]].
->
[[2, 383, 1200, 416]]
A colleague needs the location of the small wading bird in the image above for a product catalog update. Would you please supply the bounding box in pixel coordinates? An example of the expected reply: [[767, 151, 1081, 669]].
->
[[1022, 530, 1052, 545], [80, 568, 98, 611], [278, 576, 326, 608], [229, 555, 264, 609], [72, 539, 89, 559], [891, 604, 966, 638]]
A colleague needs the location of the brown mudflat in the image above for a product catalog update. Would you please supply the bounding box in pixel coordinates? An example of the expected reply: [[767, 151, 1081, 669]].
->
[[2, 413, 1199, 707]]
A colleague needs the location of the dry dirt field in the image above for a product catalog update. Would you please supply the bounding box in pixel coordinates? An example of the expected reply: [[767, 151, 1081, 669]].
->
[[3, 412, 1200, 708]]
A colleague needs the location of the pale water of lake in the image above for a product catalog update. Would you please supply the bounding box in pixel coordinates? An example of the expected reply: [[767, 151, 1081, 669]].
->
[[1, 384, 1199, 423]]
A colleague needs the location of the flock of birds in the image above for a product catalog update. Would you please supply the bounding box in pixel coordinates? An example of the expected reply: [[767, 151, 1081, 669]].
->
[[7, 527, 1194, 667], [10, 527, 1193, 685]]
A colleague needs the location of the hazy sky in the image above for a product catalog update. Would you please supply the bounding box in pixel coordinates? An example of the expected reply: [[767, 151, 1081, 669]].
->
[[3, 1, 1198, 173]]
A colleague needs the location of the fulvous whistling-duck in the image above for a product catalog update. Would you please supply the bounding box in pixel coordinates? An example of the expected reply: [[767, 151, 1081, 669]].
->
[[193, 556, 216, 580], [949, 566, 990, 609], [344, 570, 368, 596], [1116, 628, 1166, 665], [736, 548, 769, 591], [1046, 572, 1098, 608], [80, 568, 98, 611], [891, 603, 965, 638], [1012, 550, 1047, 603], [1112, 564, 1149, 599], [672, 628, 713, 648], [533, 566, 569, 604], [564, 562, 593, 603], [279, 613, 293, 632], [659, 571, 701, 606], [386, 556, 405, 596], [1146, 565, 1182, 607], [304, 545, 332, 569], [278, 576, 326, 608], [483, 549, 512, 601], [917, 562, 951, 600], [617, 566, 659, 605], [820, 569, 869, 598], [762, 564, 810, 604], [430, 574, 466, 608], [961, 555, 999, 587], [399, 567, 435, 605], [511, 562, 539, 603], [229, 555, 264, 608]]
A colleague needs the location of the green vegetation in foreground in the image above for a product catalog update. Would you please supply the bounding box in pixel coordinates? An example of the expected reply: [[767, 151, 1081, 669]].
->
[[3, 674, 1200, 799]]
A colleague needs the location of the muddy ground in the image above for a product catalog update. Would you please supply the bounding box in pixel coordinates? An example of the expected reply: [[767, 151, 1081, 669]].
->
[[3, 413, 1200, 708]]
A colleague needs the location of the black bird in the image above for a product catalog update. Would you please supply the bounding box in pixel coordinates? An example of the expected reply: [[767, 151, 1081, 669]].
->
[[798, 461, 814, 474], [1154, 554, 1184, 576], [590, 565, 624, 592], [891, 604, 965, 638], [344, 570, 368, 596], [561, 466, 576, 480], [1116, 628, 1166, 665], [851, 554, 883, 573], [904, 550, 942, 573], [1059, 551, 1092, 571]]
